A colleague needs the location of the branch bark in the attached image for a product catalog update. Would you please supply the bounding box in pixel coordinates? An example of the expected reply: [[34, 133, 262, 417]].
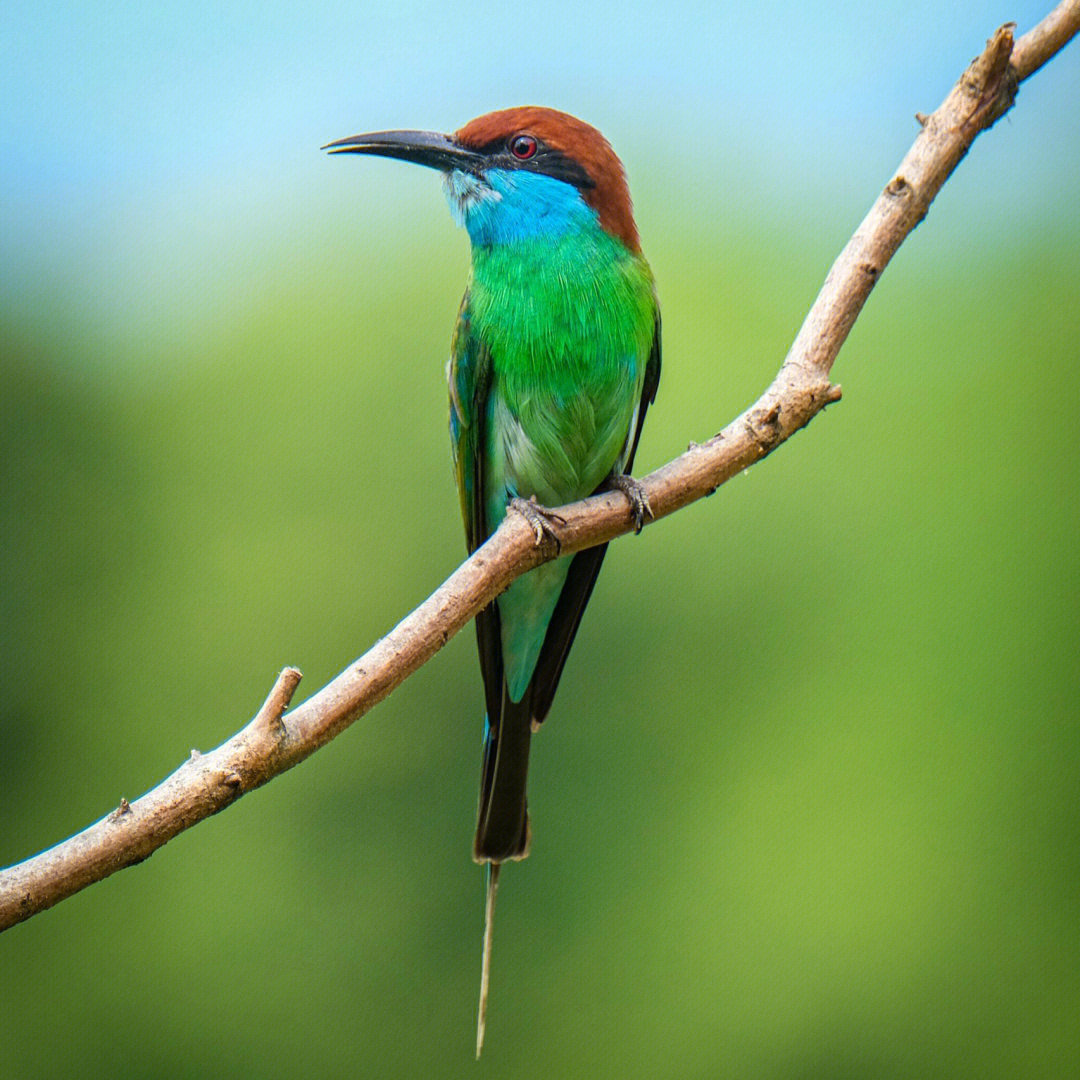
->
[[2, 3, 1077, 933]]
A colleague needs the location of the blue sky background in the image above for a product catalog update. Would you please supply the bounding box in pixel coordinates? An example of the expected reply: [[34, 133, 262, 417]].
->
[[4, 1, 1077, 348]]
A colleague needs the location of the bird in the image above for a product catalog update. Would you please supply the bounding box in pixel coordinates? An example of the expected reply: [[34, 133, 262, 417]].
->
[[325, 106, 660, 1055]]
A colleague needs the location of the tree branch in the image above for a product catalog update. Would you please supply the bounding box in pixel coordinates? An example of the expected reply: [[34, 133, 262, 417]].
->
[[2, 3, 1077, 933]]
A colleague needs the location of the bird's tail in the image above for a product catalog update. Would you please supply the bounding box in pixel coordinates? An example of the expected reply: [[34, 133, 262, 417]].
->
[[473, 690, 533, 863], [472, 689, 532, 1056]]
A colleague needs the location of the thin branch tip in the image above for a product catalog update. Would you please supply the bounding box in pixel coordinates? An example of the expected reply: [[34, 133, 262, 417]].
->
[[1010, 0, 1080, 80]]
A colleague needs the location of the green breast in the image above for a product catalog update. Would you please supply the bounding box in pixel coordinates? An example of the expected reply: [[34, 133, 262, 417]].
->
[[469, 224, 656, 524], [467, 224, 656, 701]]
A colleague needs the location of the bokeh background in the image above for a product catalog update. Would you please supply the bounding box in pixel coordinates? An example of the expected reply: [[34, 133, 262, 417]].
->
[[3, 2, 1078, 1077]]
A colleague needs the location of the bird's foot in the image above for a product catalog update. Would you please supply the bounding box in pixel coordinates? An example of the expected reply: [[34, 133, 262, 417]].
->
[[508, 496, 564, 552], [607, 473, 653, 534]]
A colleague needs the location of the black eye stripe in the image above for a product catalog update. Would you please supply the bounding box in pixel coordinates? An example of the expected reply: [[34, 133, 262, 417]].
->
[[469, 136, 594, 190]]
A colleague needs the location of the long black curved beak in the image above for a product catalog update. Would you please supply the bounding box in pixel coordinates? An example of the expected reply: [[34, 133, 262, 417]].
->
[[322, 130, 483, 172]]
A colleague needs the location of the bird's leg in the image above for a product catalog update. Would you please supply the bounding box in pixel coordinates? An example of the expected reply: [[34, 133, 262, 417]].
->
[[508, 496, 564, 552], [607, 473, 653, 534]]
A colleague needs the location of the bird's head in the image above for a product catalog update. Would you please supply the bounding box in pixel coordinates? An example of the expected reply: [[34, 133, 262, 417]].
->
[[325, 106, 639, 252]]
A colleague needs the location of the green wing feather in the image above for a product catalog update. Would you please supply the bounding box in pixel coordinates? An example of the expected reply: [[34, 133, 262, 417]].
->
[[449, 287, 503, 724], [451, 288, 533, 860]]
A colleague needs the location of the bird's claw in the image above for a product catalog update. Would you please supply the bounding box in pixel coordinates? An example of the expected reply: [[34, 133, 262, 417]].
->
[[508, 497, 564, 552], [608, 473, 653, 534]]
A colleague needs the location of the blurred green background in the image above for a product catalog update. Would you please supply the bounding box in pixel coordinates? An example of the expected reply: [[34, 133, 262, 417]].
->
[[3, 2, 1078, 1077]]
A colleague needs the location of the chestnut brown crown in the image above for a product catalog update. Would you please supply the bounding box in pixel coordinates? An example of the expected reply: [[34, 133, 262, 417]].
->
[[455, 107, 639, 252]]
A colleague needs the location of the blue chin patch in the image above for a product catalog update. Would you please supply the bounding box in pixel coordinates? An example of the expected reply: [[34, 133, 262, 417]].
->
[[444, 168, 596, 247]]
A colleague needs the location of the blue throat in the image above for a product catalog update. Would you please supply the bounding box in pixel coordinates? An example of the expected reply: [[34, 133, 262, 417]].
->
[[444, 168, 597, 247]]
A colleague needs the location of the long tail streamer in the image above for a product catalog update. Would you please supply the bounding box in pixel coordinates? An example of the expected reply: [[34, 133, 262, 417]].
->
[[476, 863, 501, 1058]]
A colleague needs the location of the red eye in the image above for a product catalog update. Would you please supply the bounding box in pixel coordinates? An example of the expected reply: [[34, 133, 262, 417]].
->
[[509, 134, 538, 160]]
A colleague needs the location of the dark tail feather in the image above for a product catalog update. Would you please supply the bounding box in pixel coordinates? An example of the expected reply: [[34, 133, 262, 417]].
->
[[529, 544, 609, 725], [473, 689, 533, 863]]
